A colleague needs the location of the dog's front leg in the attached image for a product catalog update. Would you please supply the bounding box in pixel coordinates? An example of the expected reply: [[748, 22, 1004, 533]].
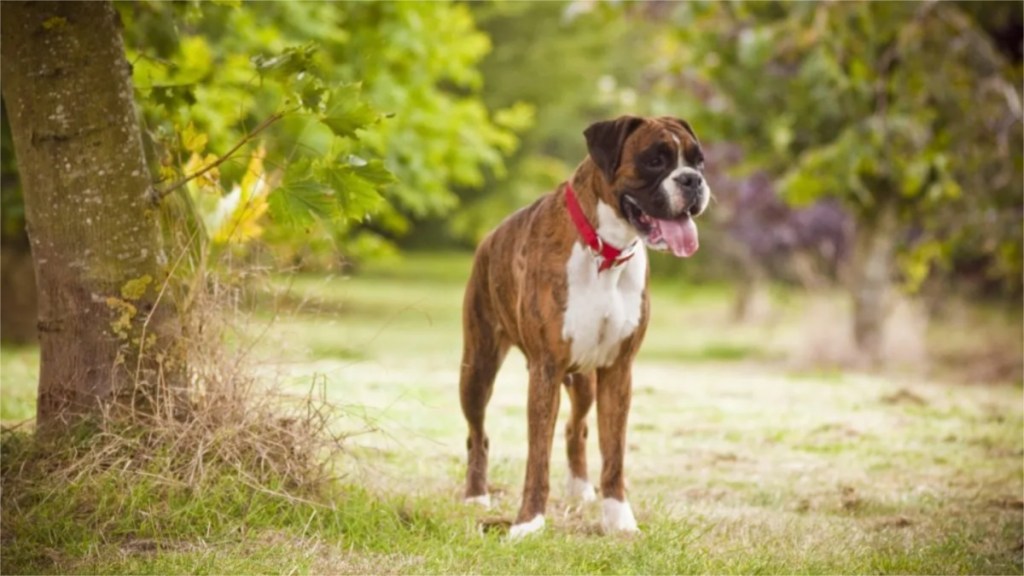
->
[[596, 360, 640, 534], [509, 361, 563, 539]]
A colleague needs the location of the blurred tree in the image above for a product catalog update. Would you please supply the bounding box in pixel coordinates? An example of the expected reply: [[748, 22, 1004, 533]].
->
[[447, 1, 648, 244], [653, 2, 1022, 363], [118, 2, 404, 263], [118, 1, 524, 266]]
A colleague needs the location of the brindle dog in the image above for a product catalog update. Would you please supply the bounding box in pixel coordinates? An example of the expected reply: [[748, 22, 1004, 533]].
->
[[459, 116, 711, 537]]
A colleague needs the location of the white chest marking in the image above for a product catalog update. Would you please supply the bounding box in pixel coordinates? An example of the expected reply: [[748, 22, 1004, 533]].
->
[[562, 202, 647, 371]]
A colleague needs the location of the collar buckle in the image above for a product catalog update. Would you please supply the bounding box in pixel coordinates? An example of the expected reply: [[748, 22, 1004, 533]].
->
[[617, 239, 640, 261], [565, 180, 637, 273]]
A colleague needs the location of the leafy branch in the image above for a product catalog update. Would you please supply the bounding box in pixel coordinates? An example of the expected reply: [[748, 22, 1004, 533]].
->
[[152, 107, 298, 202]]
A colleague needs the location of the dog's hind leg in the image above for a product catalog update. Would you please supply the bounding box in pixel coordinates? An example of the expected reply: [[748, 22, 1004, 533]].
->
[[460, 275, 509, 508], [564, 371, 597, 504]]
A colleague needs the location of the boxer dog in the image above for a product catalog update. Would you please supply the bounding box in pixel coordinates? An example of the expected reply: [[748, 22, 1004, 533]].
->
[[459, 115, 710, 538]]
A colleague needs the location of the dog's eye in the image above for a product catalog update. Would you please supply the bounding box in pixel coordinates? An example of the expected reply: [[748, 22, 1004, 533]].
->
[[646, 156, 666, 170]]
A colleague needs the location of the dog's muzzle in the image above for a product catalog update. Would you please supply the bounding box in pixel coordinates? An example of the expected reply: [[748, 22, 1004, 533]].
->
[[621, 194, 700, 258], [673, 172, 705, 217]]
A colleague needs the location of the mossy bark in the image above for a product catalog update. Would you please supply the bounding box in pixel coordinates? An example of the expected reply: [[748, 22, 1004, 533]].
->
[[1, 1, 183, 432]]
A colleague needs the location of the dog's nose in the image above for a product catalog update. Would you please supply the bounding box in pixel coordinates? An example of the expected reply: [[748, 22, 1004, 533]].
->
[[674, 172, 703, 191], [674, 172, 704, 214]]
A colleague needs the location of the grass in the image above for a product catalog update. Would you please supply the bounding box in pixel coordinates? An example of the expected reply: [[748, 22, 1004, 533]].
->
[[2, 251, 1022, 574], [1, 345, 38, 421]]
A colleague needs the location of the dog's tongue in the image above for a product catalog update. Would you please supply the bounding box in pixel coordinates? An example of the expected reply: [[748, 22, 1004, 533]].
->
[[656, 215, 699, 258]]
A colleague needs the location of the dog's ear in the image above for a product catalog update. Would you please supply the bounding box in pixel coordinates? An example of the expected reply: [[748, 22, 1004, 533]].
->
[[584, 116, 644, 184], [663, 116, 700, 144]]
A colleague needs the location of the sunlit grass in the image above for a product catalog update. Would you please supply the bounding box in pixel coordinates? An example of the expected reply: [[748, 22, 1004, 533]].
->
[[0, 346, 38, 422], [2, 251, 1021, 574]]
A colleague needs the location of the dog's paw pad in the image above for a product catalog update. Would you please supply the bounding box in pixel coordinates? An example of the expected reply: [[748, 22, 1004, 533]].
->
[[508, 515, 545, 540]]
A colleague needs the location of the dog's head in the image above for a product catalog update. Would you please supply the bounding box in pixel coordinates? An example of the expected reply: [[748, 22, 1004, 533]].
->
[[584, 115, 711, 258]]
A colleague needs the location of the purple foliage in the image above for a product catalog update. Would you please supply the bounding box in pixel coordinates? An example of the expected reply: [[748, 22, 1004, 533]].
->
[[704, 143, 852, 279]]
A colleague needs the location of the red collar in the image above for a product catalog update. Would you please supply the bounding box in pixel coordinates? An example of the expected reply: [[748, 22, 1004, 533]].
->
[[564, 181, 637, 272]]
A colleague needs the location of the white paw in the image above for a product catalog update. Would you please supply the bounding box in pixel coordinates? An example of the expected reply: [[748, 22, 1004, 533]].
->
[[508, 514, 545, 540], [601, 498, 639, 534], [566, 476, 597, 504], [464, 494, 491, 508]]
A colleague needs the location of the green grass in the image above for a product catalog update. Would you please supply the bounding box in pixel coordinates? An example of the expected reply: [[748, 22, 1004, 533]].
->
[[2, 251, 1022, 574], [5, 470, 1017, 574], [1, 345, 39, 421]]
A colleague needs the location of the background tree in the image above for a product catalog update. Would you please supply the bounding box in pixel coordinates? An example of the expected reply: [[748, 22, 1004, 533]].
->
[[444, 1, 644, 245], [118, 0, 526, 266], [648, 1, 1023, 363]]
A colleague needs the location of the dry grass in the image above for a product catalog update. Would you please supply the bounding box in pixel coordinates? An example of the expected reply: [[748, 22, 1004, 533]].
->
[[0, 262, 353, 574]]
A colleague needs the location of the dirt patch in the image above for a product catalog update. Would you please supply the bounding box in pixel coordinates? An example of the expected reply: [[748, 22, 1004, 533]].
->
[[989, 497, 1024, 510], [840, 485, 863, 511], [873, 515, 914, 529], [880, 388, 928, 406]]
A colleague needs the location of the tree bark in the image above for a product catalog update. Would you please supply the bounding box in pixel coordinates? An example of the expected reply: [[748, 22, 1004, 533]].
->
[[850, 204, 898, 366], [1, 1, 183, 432]]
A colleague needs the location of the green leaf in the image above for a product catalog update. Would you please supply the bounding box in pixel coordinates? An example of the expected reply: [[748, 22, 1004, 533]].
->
[[251, 43, 318, 80], [321, 84, 382, 138], [350, 158, 396, 187], [269, 183, 337, 226], [268, 161, 340, 225], [181, 122, 208, 154], [321, 164, 384, 221], [297, 77, 327, 112]]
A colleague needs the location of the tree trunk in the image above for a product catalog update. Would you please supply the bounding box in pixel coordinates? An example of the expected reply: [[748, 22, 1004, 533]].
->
[[850, 204, 898, 366], [726, 238, 765, 323], [1, 1, 183, 432]]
